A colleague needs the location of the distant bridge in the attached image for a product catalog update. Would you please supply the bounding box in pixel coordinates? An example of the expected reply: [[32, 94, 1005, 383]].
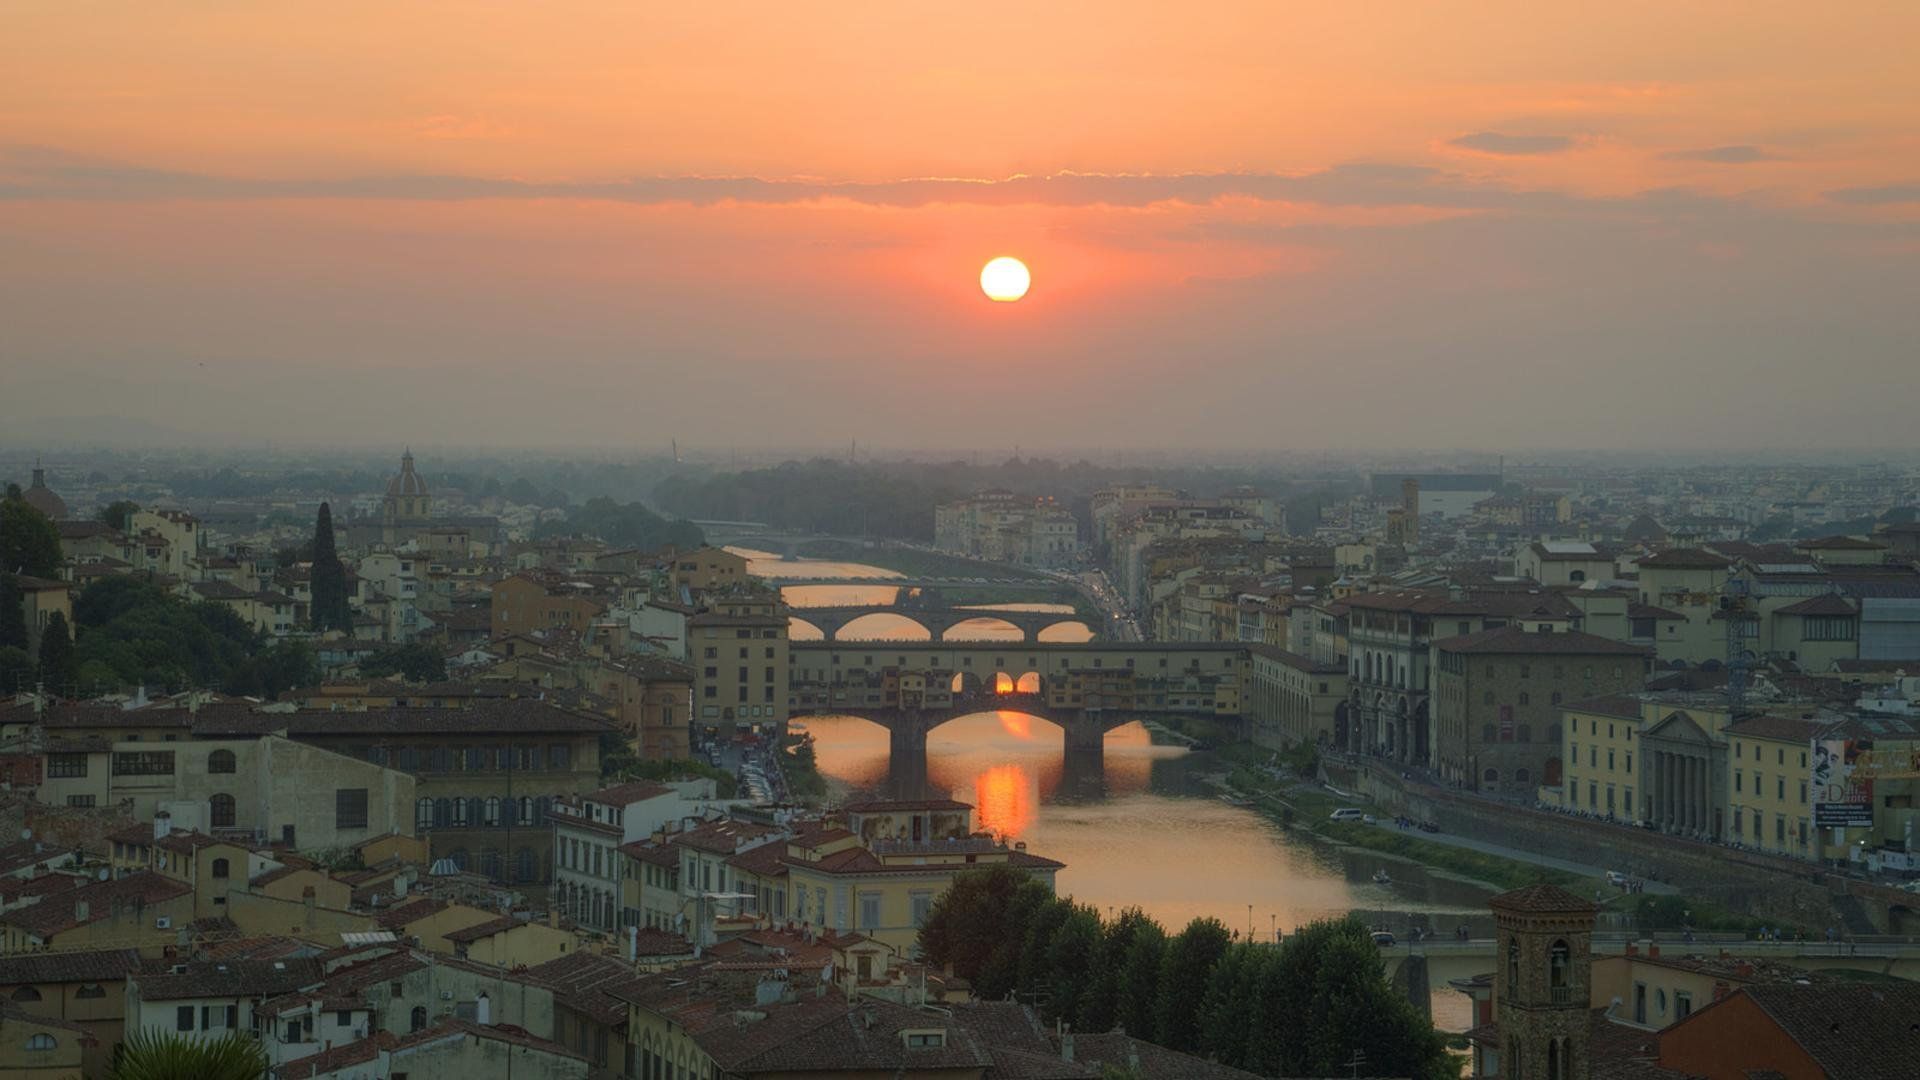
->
[[787, 604, 1094, 642], [769, 575, 1073, 594]]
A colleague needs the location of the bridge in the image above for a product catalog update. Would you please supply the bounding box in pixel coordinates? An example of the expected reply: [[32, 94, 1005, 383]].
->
[[1379, 934, 1920, 989], [787, 604, 1094, 642], [768, 574, 1074, 594]]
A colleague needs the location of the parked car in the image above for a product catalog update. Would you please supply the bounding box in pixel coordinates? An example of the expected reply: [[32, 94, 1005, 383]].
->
[[1371, 931, 1397, 947], [1361, 814, 1378, 826], [1606, 870, 1629, 887], [1329, 808, 1366, 822]]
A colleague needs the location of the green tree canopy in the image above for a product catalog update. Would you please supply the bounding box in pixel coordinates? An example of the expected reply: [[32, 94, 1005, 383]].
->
[[36, 610, 76, 693], [0, 495, 62, 578], [0, 575, 26, 652], [1152, 916, 1232, 1051], [533, 496, 704, 551], [70, 576, 314, 697], [360, 641, 447, 683], [97, 499, 140, 531], [308, 502, 353, 633]]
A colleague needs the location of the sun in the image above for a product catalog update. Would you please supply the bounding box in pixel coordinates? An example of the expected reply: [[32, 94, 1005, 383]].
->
[[980, 256, 1031, 302]]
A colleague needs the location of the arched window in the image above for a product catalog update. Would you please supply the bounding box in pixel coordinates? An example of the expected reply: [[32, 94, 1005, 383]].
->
[[1550, 939, 1571, 990], [416, 798, 434, 831], [1484, 768, 1500, 783], [410, 1006, 427, 1032], [533, 796, 550, 824], [10, 986, 41, 1002], [211, 858, 230, 879], [209, 793, 236, 829], [1506, 937, 1521, 990], [75, 984, 105, 1000], [1548, 1036, 1564, 1080], [480, 848, 502, 880], [23, 1033, 55, 1051], [1516, 767, 1531, 783], [518, 796, 534, 826], [516, 847, 536, 883], [1519, 692, 1531, 706], [452, 798, 469, 827], [208, 749, 237, 774], [434, 799, 452, 829], [484, 797, 501, 827]]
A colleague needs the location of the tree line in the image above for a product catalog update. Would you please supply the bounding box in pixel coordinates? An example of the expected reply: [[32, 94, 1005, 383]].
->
[[917, 867, 1453, 1080]]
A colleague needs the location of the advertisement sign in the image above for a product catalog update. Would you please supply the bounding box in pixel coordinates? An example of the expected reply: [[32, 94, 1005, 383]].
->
[[1811, 739, 1873, 829]]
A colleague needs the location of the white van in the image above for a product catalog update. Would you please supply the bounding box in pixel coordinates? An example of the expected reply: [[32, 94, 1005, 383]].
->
[[1328, 808, 1366, 822]]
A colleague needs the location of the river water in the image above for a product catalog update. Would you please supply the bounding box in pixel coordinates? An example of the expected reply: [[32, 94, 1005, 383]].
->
[[745, 547, 1484, 1031]]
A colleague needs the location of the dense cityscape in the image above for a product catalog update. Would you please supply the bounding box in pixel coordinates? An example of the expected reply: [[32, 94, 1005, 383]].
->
[[2, 450, 1919, 1078]]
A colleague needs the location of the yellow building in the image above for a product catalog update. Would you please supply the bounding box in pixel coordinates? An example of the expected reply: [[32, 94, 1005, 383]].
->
[[1554, 695, 1646, 820], [668, 547, 751, 596], [1723, 715, 1819, 859], [690, 595, 789, 734], [1633, 549, 1732, 665], [0, 872, 192, 955], [0, 1002, 89, 1079], [1246, 645, 1347, 750], [0, 951, 136, 1079], [445, 914, 579, 967]]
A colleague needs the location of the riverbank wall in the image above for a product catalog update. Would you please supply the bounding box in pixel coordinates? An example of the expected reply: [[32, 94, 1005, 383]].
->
[[1328, 758, 1911, 934]]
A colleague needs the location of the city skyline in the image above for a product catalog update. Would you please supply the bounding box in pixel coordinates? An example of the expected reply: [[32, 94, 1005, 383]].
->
[[5, 4, 1920, 451]]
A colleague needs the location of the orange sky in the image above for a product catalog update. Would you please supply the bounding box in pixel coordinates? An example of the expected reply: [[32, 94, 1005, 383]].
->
[[4, 3, 1919, 451]]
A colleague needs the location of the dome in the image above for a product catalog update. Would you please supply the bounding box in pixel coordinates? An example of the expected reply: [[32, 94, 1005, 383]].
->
[[385, 450, 429, 498], [22, 466, 66, 520]]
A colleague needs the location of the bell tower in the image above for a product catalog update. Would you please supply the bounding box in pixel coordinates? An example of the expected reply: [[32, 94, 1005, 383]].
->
[[1491, 883, 1595, 1080]]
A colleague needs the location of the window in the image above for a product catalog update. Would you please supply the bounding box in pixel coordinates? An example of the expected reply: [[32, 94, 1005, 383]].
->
[[905, 1032, 947, 1048], [1506, 938, 1520, 989], [910, 891, 934, 928], [411, 1006, 428, 1032], [46, 753, 87, 778], [10, 987, 40, 1002], [177, 1005, 194, 1032], [859, 892, 882, 929], [416, 798, 434, 831], [211, 858, 230, 879], [23, 1034, 55, 1051], [112, 751, 175, 776], [336, 788, 369, 830], [76, 983, 105, 1000], [208, 749, 237, 774], [66, 795, 95, 808], [1675, 991, 1693, 1019], [210, 793, 236, 829]]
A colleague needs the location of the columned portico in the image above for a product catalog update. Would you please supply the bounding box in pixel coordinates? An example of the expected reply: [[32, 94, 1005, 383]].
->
[[1643, 711, 1724, 842]]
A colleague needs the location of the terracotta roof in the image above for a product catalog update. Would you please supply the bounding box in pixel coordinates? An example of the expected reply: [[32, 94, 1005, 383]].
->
[[0, 871, 190, 936], [1776, 594, 1857, 617], [0, 948, 141, 985], [673, 820, 782, 855], [1433, 626, 1651, 656], [618, 841, 680, 868], [1627, 602, 1686, 620], [372, 898, 447, 930], [1565, 694, 1645, 720], [441, 915, 520, 943], [1067, 1033, 1264, 1080], [134, 957, 323, 1001], [1488, 883, 1597, 914], [1719, 982, 1920, 1080], [1722, 715, 1836, 743], [1637, 548, 1732, 570], [526, 950, 660, 1026]]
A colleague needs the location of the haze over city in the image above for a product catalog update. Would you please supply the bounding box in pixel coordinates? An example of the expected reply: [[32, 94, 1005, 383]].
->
[[6, 4, 1920, 452]]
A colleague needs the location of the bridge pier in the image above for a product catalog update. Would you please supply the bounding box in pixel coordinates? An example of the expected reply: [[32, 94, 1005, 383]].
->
[[886, 713, 933, 799]]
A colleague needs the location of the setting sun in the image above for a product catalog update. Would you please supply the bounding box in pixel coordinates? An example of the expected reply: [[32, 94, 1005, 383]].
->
[[980, 256, 1031, 302]]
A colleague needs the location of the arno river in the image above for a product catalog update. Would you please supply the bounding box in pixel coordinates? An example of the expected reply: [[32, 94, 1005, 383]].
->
[[737, 548, 1486, 1030]]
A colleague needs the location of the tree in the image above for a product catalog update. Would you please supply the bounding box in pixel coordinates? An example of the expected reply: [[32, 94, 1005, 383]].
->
[[0, 647, 31, 695], [918, 865, 1037, 985], [108, 1028, 268, 1080], [360, 641, 447, 683], [1080, 906, 1154, 1036], [1114, 920, 1167, 1039], [1043, 902, 1107, 1028], [1248, 917, 1452, 1080], [0, 575, 26, 652], [308, 502, 352, 633], [35, 611, 75, 694], [96, 500, 139, 531], [1152, 917, 1231, 1052], [0, 495, 61, 578]]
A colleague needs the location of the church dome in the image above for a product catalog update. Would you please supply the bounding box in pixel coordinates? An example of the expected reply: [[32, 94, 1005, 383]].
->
[[22, 465, 66, 520], [385, 450, 429, 498]]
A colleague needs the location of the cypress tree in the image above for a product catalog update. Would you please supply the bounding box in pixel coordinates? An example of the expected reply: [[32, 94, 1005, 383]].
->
[[0, 575, 26, 652], [309, 502, 353, 633], [36, 610, 76, 694]]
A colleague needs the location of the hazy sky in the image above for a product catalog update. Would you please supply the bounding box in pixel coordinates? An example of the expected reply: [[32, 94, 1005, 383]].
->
[[4, 3, 1919, 454]]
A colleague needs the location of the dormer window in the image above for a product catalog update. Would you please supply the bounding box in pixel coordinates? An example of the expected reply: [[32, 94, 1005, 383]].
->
[[903, 1030, 946, 1048]]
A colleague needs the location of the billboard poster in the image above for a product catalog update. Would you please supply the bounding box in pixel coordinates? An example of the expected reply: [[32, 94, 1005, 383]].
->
[[1811, 738, 1873, 829]]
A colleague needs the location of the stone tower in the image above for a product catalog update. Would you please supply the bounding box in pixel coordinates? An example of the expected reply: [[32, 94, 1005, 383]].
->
[[1491, 883, 1595, 1080]]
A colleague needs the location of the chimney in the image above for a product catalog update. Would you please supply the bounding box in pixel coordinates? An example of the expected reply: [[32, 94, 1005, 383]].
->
[[1625, 941, 1638, 957], [1648, 943, 1661, 959], [154, 811, 172, 840]]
